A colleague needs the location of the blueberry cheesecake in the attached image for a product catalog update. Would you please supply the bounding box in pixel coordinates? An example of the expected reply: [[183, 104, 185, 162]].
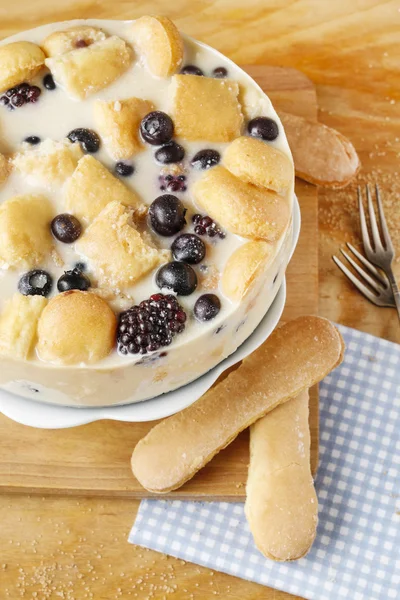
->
[[0, 16, 294, 406]]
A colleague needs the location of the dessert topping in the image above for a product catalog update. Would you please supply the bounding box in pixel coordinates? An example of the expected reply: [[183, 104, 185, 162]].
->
[[192, 214, 226, 239], [190, 149, 220, 170], [115, 162, 135, 177], [171, 234, 206, 264], [67, 128, 101, 153], [140, 111, 174, 145], [180, 65, 203, 76], [18, 269, 53, 297], [156, 261, 197, 296], [149, 194, 187, 236], [155, 141, 185, 164], [117, 293, 187, 355], [57, 268, 91, 292], [194, 293, 221, 321], [51, 213, 82, 243], [247, 116, 279, 141]]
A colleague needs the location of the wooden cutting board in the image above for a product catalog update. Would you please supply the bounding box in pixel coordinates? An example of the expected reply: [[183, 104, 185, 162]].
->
[[0, 65, 318, 500]]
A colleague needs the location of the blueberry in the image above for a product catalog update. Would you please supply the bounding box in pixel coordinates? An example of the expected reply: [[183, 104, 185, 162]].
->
[[115, 162, 134, 177], [0, 96, 9, 106], [18, 270, 53, 297], [67, 128, 100, 153], [190, 149, 220, 170], [51, 214, 82, 243], [43, 74, 56, 90], [180, 65, 204, 76], [194, 294, 221, 321], [212, 66, 228, 78], [171, 234, 206, 264], [247, 117, 279, 141], [149, 195, 187, 236], [57, 268, 91, 292], [24, 136, 41, 145], [140, 111, 174, 145], [156, 262, 197, 296], [155, 141, 185, 164]]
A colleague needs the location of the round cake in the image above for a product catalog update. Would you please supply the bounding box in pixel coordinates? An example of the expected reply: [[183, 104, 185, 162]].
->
[[0, 16, 295, 407]]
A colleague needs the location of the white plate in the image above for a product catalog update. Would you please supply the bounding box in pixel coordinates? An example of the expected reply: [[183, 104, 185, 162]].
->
[[0, 198, 300, 429]]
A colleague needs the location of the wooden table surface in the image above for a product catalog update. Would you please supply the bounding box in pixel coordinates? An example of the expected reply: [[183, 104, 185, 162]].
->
[[1, 2, 399, 599]]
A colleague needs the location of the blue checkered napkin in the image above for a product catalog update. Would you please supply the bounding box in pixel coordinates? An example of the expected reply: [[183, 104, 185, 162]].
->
[[130, 325, 400, 600]]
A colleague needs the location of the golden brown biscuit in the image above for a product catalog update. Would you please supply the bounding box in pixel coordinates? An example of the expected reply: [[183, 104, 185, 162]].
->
[[192, 166, 290, 241], [0, 195, 53, 269], [12, 139, 83, 189], [129, 15, 183, 77], [0, 41, 45, 92], [64, 155, 142, 223], [45, 36, 133, 100], [223, 136, 293, 195], [76, 201, 170, 289], [131, 316, 345, 493], [94, 97, 154, 159], [170, 75, 243, 142], [221, 241, 272, 301], [37, 291, 116, 365], [42, 26, 107, 57], [0, 153, 10, 185], [245, 390, 318, 561], [0, 294, 47, 360], [280, 112, 360, 188]]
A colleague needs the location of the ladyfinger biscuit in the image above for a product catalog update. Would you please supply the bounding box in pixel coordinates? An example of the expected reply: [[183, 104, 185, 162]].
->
[[223, 136, 293, 195], [129, 15, 183, 77], [193, 166, 290, 241], [280, 112, 360, 188], [245, 390, 318, 561], [131, 316, 344, 493]]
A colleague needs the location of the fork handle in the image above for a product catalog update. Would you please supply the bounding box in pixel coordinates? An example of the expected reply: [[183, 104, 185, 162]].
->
[[387, 268, 400, 324]]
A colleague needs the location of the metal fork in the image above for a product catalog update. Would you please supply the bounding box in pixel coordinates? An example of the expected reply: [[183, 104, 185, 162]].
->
[[333, 184, 400, 321]]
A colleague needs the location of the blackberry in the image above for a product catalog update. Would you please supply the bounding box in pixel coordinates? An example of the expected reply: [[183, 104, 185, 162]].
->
[[117, 293, 187, 355], [192, 214, 226, 239], [0, 83, 42, 110], [158, 172, 187, 192]]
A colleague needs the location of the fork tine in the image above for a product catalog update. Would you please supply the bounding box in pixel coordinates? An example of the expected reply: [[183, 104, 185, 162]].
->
[[366, 184, 384, 252], [346, 243, 389, 287], [340, 249, 384, 293], [358, 187, 374, 258], [332, 256, 379, 306], [332, 255, 384, 306], [375, 183, 394, 253]]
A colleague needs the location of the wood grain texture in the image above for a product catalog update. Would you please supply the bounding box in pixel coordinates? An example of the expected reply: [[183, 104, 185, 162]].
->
[[0, 65, 319, 500], [1, 2, 398, 600]]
